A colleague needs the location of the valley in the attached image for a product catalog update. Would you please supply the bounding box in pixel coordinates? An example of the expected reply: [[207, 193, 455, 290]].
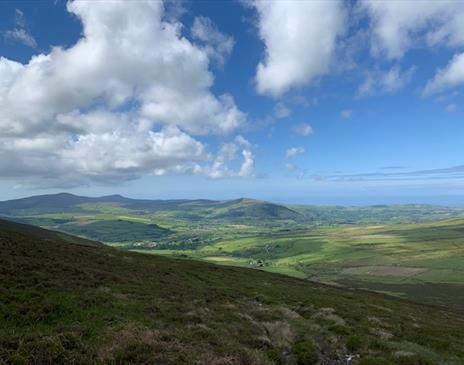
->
[[2, 193, 464, 312]]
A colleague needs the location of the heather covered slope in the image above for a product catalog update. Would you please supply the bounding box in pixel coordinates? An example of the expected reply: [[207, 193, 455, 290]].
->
[[0, 218, 102, 247], [1, 219, 464, 364]]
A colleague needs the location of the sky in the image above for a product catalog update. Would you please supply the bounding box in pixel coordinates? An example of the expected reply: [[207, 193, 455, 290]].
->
[[0, 0, 464, 205]]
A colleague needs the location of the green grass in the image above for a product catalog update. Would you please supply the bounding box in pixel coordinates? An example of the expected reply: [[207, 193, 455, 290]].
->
[[1, 218, 464, 364], [61, 219, 172, 242]]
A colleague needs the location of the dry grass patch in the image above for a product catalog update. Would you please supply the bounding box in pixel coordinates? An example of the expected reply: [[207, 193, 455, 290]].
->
[[342, 266, 427, 277], [356, 234, 399, 239]]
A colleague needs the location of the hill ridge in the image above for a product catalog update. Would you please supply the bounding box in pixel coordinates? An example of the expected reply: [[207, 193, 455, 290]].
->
[[0, 193, 302, 221]]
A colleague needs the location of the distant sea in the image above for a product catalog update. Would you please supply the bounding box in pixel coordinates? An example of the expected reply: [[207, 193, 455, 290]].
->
[[271, 196, 464, 207]]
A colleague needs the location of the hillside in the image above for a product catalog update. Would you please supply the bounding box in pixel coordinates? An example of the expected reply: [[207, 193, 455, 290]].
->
[[212, 198, 302, 221], [0, 218, 102, 247], [1, 219, 464, 364], [0, 193, 302, 223], [0, 192, 104, 214], [0, 193, 299, 219]]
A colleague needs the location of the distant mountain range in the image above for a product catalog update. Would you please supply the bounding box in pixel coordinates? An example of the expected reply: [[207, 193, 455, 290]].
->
[[2, 193, 464, 246], [0, 192, 302, 221]]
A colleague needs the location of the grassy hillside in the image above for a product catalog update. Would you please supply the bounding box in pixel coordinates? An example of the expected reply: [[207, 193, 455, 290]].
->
[[1, 219, 464, 364], [61, 220, 172, 242], [0, 218, 102, 247], [0, 193, 302, 223], [213, 198, 302, 221]]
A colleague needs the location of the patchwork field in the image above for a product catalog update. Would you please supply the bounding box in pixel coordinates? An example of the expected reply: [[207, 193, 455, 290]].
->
[[135, 219, 464, 311]]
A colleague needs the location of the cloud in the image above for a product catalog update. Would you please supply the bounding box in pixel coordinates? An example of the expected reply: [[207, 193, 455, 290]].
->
[[274, 102, 290, 118], [358, 66, 415, 97], [235, 136, 254, 177], [191, 16, 234, 67], [63, 126, 206, 179], [285, 162, 295, 171], [235, 135, 252, 149], [292, 123, 313, 137], [3, 8, 37, 48], [238, 149, 255, 177], [286, 147, 305, 158], [340, 109, 353, 119], [361, 0, 464, 59], [250, 0, 346, 97], [360, 2, 464, 97], [445, 104, 457, 113], [14, 9, 27, 27], [424, 53, 464, 96], [4, 28, 37, 48], [203, 137, 254, 179], [319, 165, 464, 182], [0, 0, 249, 187]]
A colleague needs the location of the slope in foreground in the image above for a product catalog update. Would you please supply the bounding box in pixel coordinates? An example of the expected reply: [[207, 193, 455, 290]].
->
[[1, 219, 463, 364]]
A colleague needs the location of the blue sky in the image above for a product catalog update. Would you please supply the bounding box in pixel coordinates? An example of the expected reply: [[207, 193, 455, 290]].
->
[[0, 0, 464, 204]]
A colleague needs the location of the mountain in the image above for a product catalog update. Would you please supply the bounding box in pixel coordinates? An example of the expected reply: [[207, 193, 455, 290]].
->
[[213, 198, 302, 221], [0, 192, 90, 213], [0, 192, 135, 215], [2, 193, 463, 225], [1, 218, 464, 364], [0, 193, 303, 222]]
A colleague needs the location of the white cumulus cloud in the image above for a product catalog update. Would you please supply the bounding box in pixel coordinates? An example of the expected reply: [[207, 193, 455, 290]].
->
[[0, 0, 250, 187], [250, 0, 346, 97], [361, 1, 464, 97], [361, 0, 464, 59], [201, 137, 254, 179]]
